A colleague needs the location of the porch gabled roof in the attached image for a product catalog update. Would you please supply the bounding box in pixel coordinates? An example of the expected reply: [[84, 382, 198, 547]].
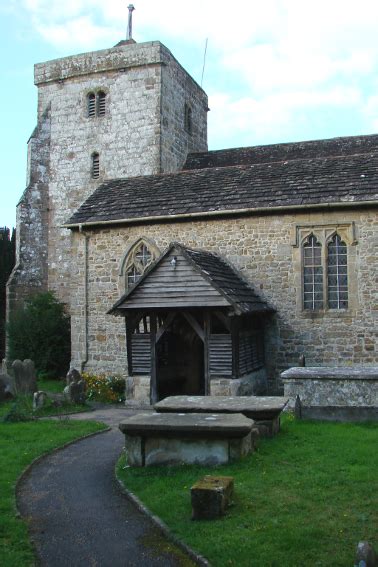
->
[[108, 243, 273, 315]]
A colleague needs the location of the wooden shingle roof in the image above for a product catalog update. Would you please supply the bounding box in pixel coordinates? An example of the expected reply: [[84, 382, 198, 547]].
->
[[65, 134, 378, 228], [109, 243, 273, 315]]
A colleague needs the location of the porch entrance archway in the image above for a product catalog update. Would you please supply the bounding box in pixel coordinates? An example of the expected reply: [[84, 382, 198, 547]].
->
[[156, 314, 204, 400]]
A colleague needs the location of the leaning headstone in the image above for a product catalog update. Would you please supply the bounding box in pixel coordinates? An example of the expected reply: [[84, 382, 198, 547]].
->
[[355, 541, 378, 567], [64, 369, 86, 404], [33, 391, 48, 411], [12, 359, 37, 395], [0, 373, 14, 401]]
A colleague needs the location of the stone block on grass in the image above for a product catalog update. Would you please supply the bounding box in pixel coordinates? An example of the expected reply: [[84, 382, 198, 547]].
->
[[191, 475, 234, 520]]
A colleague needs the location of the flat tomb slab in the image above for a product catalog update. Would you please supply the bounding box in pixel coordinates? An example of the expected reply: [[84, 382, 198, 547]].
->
[[154, 396, 288, 437], [119, 412, 254, 466], [281, 367, 378, 381]]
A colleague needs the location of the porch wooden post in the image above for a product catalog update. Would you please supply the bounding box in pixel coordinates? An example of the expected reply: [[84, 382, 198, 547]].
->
[[125, 317, 133, 376], [150, 314, 157, 404], [204, 310, 210, 395]]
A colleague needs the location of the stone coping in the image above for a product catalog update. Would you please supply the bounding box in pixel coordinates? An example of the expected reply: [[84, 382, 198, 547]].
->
[[154, 395, 288, 419], [281, 367, 378, 381], [119, 412, 254, 438]]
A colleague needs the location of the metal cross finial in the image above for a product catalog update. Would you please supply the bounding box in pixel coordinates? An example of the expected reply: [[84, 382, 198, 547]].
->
[[126, 4, 135, 40]]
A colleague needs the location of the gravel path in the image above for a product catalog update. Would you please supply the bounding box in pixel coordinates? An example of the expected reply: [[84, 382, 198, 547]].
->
[[17, 407, 198, 567]]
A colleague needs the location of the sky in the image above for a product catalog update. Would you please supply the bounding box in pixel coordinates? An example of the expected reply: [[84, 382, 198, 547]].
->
[[1, 0, 378, 229]]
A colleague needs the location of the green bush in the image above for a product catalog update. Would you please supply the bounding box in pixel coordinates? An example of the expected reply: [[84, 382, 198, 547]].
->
[[7, 292, 70, 378]]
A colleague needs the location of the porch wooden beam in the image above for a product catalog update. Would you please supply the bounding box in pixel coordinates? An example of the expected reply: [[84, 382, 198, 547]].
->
[[182, 312, 205, 342], [214, 310, 231, 331], [156, 311, 178, 343]]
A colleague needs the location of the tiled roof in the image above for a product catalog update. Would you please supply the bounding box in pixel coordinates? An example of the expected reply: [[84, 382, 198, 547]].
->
[[65, 134, 378, 227], [181, 244, 272, 314], [110, 243, 273, 315], [183, 133, 378, 169]]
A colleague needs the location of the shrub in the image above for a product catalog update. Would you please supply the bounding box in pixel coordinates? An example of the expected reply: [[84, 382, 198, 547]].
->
[[7, 292, 70, 379], [2, 396, 34, 423], [82, 372, 125, 403]]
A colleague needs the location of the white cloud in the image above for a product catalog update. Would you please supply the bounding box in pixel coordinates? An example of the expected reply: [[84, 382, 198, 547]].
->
[[20, 0, 378, 144]]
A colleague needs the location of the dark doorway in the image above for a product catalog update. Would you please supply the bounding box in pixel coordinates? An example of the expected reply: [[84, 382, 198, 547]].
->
[[156, 314, 204, 400]]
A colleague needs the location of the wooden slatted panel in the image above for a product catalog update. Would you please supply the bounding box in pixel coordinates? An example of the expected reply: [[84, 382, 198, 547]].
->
[[97, 92, 106, 116], [124, 251, 230, 309], [87, 93, 96, 117], [131, 334, 150, 374], [238, 331, 264, 375], [209, 334, 232, 376]]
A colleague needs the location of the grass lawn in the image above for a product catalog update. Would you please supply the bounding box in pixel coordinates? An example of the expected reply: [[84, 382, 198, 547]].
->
[[0, 417, 107, 567], [117, 417, 378, 567], [36, 377, 65, 393]]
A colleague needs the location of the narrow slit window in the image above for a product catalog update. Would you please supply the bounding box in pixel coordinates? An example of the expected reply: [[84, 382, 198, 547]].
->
[[327, 234, 348, 309], [91, 152, 100, 179], [303, 234, 323, 310], [184, 103, 192, 134], [97, 91, 106, 116], [87, 93, 96, 117]]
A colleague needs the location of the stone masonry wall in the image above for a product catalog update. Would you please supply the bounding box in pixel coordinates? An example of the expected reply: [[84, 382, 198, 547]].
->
[[32, 41, 208, 307], [160, 48, 208, 172], [7, 106, 50, 317], [69, 208, 377, 391]]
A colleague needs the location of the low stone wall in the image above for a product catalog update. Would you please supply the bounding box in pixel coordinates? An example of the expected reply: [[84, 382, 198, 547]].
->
[[281, 367, 378, 421]]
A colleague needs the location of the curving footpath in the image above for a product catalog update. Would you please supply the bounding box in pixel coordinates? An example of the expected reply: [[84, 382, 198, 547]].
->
[[17, 407, 199, 567]]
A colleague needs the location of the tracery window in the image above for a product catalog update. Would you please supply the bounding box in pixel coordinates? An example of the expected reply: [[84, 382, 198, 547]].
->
[[125, 241, 156, 289], [302, 232, 349, 311]]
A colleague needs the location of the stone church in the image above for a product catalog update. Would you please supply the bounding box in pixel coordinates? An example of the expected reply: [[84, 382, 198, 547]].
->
[[7, 37, 378, 404]]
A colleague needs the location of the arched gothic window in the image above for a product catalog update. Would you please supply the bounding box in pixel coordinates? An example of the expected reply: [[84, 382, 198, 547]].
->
[[327, 234, 348, 309], [302, 231, 349, 311], [303, 234, 323, 310], [124, 240, 158, 289]]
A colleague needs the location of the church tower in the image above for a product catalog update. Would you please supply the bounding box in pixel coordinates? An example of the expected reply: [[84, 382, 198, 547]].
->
[[7, 38, 208, 312]]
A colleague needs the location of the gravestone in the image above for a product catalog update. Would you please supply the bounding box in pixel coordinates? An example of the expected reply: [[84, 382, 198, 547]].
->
[[355, 541, 378, 567], [64, 369, 86, 404], [11, 359, 37, 395], [0, 373, 14, 401], [33, 391, 48, 410]]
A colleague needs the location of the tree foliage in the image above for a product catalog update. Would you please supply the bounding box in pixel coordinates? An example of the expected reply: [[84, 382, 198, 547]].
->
[[0, 227, 16, 359], [7, 292, 71, 378]]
